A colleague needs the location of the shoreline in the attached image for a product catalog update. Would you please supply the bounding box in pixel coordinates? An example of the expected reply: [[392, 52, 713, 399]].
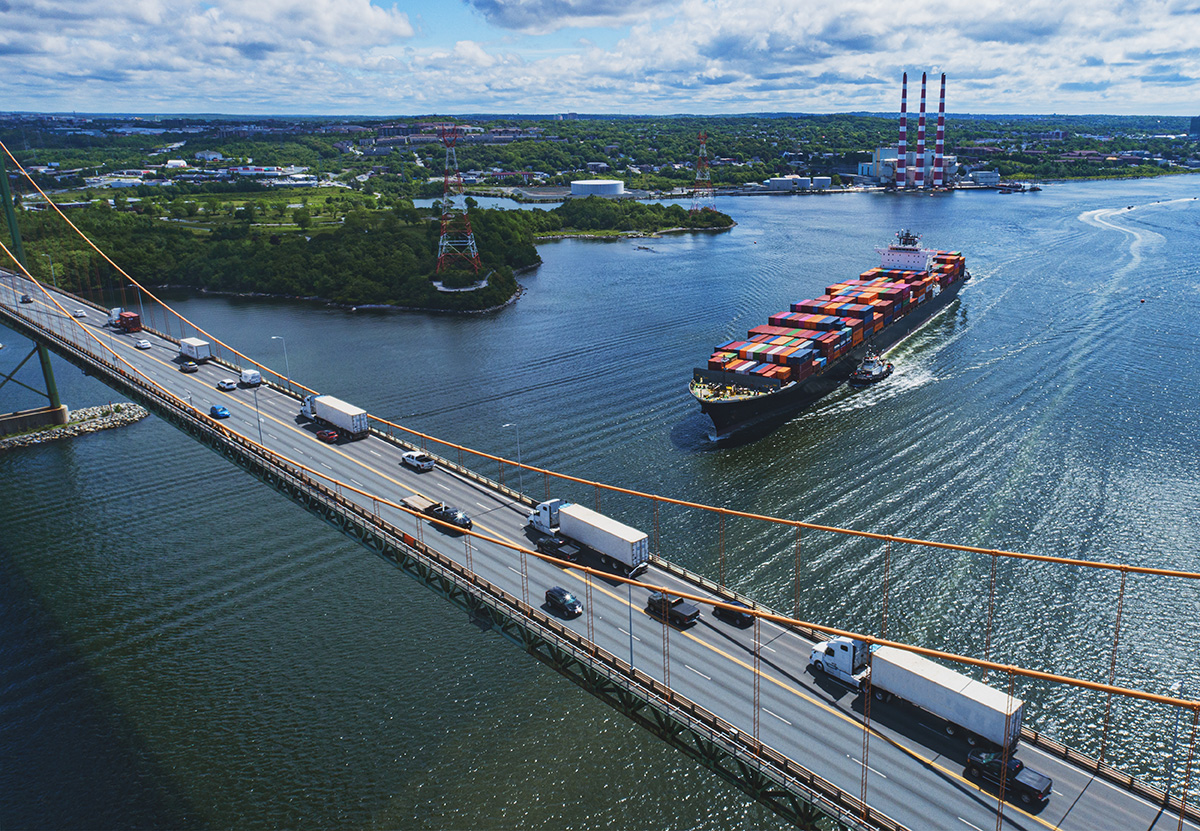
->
[[0, 403, 149, 451]]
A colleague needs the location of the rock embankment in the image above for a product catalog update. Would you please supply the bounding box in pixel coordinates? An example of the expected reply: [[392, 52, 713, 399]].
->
[[0, 403, 149, 451]]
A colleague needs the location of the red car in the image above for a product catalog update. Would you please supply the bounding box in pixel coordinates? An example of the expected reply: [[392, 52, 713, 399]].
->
[[316, 429, 338, 443]]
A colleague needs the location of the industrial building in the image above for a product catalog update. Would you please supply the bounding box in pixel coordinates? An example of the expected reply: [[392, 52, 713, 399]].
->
[[570, 179, 624, 196]]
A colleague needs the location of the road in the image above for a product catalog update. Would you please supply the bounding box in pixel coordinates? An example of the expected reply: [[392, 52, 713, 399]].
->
[[2, 277, 1192, 831]]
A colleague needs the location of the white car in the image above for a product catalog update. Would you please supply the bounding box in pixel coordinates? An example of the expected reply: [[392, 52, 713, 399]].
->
[[216, 379, 237, 391], [72, 309, 87, 318], [134, 339, 151, 349], [401, 451, 436, 472]]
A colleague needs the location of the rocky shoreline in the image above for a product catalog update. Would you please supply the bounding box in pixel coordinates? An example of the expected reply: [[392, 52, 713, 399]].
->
[[0, 403, 149, 451]]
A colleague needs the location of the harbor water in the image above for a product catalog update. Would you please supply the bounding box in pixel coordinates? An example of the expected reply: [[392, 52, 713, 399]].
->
[[3, 177, 1200, 829]]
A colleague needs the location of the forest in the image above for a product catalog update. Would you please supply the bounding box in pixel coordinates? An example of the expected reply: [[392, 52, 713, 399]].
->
[[14, 195, 732, 311]]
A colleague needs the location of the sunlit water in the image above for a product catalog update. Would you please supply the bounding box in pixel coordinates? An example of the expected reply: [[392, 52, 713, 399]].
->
[[3, 178, 1200, 829]]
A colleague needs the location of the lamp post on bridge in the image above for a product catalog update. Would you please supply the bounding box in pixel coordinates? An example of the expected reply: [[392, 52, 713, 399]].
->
[[40, 253, 57, 289], [271, 335, 291, 394], [502, 422, 522, 493], [252, 385, 265, 447]]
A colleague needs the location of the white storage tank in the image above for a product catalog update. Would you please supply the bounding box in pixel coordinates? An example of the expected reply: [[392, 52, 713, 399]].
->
[[812, 176, 832, 189], [570, 179, 624, 196]]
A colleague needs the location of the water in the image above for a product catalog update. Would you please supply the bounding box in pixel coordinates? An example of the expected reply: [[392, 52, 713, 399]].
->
[[3, 178, 1200, 829]]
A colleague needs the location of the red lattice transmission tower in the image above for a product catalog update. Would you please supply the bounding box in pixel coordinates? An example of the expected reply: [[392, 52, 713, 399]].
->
[[690, 131, 715, 213], [436, 124, 481, 274]]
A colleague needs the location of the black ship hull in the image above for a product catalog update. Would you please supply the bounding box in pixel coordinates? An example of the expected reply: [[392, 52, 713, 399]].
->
[[693, 275, 967, 440]]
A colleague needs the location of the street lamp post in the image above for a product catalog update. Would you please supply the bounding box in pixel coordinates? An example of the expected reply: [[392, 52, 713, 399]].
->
[[271, 335, 291, 394], [502, 422, 522, 493], [41, 253, 57, 289], [252, 385, 265, 446]]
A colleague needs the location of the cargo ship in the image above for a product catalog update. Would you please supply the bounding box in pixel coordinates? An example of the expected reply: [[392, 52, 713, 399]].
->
[[690, 230, 968, 439]]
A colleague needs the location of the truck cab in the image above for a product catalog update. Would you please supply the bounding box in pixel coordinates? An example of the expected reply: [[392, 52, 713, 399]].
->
[[809, 636, 871, 688], [527, 499, 566, 535]]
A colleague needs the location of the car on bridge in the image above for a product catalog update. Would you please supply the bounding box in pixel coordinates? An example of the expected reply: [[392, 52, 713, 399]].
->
[[316, 429, 339, 443], [135, 339, 151, 349], [209, 405, 231, 419], [20, 294, 33, 303], [425, 502, 473, 530], [217, 379, 237, 391], [545, 586, 583, 618], [713, 599, 755, 627], [646, 591, 701, 627], [179, 360, 199, 373], [965, 748, 1052, 806], [72, 309, 87, 318], [401, 451, 436, 472]]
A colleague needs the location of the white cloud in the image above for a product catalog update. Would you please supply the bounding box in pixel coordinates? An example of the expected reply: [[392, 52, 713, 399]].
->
[[0, 0, 1197, 114]]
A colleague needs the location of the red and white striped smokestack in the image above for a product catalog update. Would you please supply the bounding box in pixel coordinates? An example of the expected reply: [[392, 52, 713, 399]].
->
[[933, 73, 946, 189], [915, 72, 927, 189], [897, 72, 907, 188]]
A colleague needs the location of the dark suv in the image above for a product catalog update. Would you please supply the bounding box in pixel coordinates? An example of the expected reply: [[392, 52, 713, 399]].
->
[[966, 748, 1052, 806], [425, 502, 473, 530], [544, 586, 582, 617]]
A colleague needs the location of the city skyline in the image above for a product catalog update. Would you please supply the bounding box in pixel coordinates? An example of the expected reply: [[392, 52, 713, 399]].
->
[[2, 0, 1198, 117]]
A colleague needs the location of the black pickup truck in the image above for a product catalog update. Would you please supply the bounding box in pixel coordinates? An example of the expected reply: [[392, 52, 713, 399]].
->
[[646, 591, 701, 627], [966, 748, 1053, 806]]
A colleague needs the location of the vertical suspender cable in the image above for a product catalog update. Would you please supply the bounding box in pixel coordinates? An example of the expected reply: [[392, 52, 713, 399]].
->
[[985, 553, 998, 682], [1177, 706, 1199, 831], [794, 526, 802, 619], [1102, 568, 1128, 763], [661, 601, 671, 693], [881, 537, 892, 639], [995, 671, 1016, 831], [861, 649, 873, 822], [753, 616, 761, 758], [653, 499, 660, 560], [718, 510, 726, 589]]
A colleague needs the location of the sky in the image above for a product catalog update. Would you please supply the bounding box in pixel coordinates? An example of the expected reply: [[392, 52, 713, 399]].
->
[[2, 0, 1198, 117]]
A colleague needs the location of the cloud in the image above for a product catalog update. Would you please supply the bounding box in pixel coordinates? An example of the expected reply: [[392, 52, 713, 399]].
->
[[464, 0, 676, 33], [0, 0, 1198, 115]]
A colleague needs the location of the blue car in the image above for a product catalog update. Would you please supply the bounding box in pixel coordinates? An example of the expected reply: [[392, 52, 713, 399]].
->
[[209, 405, 231, 419]]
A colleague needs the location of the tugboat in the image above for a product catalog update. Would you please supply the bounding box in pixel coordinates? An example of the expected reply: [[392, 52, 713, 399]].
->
[[848, 351, 893, 386]]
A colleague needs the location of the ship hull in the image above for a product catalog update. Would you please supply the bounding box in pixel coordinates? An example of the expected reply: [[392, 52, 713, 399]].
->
[[694, 275, 966, 440]]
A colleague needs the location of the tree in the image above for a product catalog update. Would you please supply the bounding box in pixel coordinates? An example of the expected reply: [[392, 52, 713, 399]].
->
[[292, 207, 312, 230]]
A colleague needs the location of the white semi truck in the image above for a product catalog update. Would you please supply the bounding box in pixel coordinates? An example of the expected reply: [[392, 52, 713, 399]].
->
[[527, 499, 649, 577], [809, 636, 1024, 750], [300, 394, 370, 440], [179, 337, 213, 362]]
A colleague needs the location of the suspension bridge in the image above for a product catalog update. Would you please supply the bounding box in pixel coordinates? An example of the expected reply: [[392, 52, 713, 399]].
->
[[2, 145, 1199, 831]]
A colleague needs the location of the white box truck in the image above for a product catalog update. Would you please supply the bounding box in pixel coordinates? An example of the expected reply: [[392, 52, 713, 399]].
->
[[240, 368, 262, 386], [527, 499, 649, 576], [299, 393, 370, 440], [809, 636, 1024, 750], [179, 337, 213, 362]]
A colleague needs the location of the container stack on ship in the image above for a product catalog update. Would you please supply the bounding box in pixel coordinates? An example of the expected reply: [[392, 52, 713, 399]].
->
[[690, 230, 968, 439]]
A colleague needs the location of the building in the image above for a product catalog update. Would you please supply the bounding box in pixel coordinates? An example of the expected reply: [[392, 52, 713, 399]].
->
[[1191, 116, 1200, 138], [570, 179, 624, 196]]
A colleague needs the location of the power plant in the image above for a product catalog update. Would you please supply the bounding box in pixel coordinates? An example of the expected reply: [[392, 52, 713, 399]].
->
[[858, 72, 957, 189]]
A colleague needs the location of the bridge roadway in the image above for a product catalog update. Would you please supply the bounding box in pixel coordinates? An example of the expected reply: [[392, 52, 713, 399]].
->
[[3, 277, 1194, 831]]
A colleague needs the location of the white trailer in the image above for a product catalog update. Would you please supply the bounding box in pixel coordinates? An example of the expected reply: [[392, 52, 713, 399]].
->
[[300, 394, 370, 440], [556, 502, 649, 576], [871, 646, 1024, 750], [179, 337, 213, 362], [809, 637, 1024, 750]]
